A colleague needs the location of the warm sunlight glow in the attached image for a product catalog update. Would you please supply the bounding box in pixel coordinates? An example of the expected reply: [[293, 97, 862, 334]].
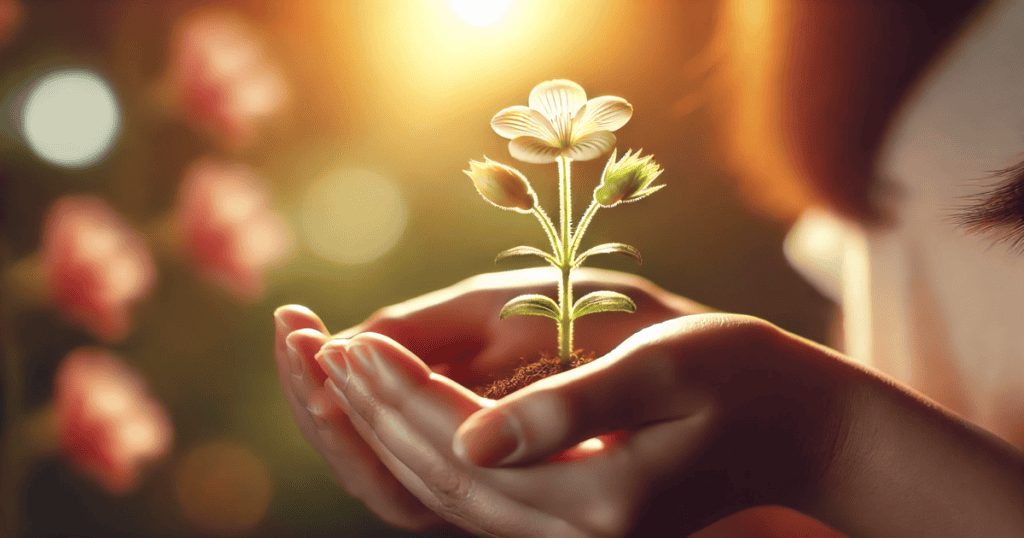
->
[[21, 69, 121, 169], [300, 169, 408, 265], [449, 0, 512, 27]]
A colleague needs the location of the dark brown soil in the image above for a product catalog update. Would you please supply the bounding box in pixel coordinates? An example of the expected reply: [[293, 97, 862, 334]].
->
[[472, 349, 596, 399]]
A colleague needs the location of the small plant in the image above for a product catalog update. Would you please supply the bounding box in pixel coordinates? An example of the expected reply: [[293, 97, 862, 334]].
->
[[465, 79, 664, 366]]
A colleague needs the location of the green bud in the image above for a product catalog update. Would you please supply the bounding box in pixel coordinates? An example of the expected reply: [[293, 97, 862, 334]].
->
[[464, 158, 537, 213], [594, 149, 665, 207]]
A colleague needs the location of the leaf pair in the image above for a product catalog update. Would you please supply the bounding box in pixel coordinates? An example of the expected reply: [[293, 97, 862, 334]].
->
[[496, 242, 641, 268], [499, 291, 636, 321]]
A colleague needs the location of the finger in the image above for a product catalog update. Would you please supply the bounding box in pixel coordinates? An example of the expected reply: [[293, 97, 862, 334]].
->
[[319, 334, 576, 538], [273, 306, 327, 421], [289, 336, 441, 532], [273, 305, 328, 391], [333, 386, 500, 537], [316, 334, 484, 460], [278, 328, 342, 463], [453, 316, 718, 467], [315, 383, 443, 531], [274, 308, 439, 530], [285, 329, 331, 405]]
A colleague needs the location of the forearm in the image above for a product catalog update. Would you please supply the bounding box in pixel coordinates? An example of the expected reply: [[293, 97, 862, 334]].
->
[[807, 365, 1024, 537]]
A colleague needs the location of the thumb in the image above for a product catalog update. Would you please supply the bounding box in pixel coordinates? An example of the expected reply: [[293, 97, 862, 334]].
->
[[453, 316, 717, 467]]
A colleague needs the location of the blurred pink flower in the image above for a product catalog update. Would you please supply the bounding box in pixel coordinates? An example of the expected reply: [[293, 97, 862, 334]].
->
[[161, 10, 288, 150], [54, 348, 172, 495], [174, 158, 292, 302], [40, 196, 156, 342]]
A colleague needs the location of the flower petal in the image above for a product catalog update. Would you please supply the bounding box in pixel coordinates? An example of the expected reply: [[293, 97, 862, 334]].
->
[[508, 136, 561, 164], [562, 131, 615, 162], [528, 80, 587, 123], [490, 106, 557, 142], [574, 96, 632, 138]]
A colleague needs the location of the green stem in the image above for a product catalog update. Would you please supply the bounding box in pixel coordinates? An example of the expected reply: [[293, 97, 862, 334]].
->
[[531, 206, 562, 263], [570, 201, 600, 263], [557, 156, 573, 362]]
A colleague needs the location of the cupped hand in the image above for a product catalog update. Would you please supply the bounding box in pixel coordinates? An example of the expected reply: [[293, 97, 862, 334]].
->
[[273, 268, 706, 533], [312, 311, 851, 537]]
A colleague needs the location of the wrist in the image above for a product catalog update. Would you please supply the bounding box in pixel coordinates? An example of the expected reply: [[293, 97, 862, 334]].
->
[[798, 358, 1024, 538], [656, 318, 855, 527]]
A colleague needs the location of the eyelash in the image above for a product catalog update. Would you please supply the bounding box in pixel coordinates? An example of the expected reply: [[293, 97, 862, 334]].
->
[[953, 159, 1024, 252]]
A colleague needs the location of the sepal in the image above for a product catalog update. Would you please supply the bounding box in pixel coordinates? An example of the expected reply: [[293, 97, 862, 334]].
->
[[464, 158, 537, 212], [594, 149, 664, 207]]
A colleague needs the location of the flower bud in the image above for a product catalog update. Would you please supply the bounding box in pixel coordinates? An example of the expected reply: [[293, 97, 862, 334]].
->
[[464, 158, 537, 213], [594, 149, 664, 207]]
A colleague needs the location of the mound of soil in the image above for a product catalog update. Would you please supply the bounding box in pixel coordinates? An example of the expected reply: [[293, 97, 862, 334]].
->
[[472, 349, 596, 399]]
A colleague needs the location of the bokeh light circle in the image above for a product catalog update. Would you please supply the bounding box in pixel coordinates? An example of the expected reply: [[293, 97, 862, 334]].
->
[[449, 0, 512, 26], [175, 441, 273, 535], [21, 69, 122, 169], [300, 169, 408, 265]]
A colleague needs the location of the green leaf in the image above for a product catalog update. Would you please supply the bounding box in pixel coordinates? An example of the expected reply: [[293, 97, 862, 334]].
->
[[495, 246, 558, 266], [574, 243, 642, 267], [499, 294, 561, 320], [571, 291, 636, 320]]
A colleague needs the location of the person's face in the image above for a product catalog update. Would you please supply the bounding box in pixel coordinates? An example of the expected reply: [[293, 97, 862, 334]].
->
[[718, 0, 983, 224]]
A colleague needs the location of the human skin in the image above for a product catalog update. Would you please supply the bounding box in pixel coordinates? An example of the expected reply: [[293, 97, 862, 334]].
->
[[274, 269, 1024, 537]]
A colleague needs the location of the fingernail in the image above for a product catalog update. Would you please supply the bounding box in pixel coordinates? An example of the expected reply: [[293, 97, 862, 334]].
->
[[287, 339, 305, 377], [319, 348, 349, 389], [454, 410, 524, 467], [273, 308, 288, 334]]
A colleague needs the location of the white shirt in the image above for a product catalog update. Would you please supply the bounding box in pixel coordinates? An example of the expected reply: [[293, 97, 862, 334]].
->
[[785, 0, 1024, 447]]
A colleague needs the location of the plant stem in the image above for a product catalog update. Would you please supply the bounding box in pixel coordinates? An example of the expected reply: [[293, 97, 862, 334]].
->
[[557, 156, 573, 362], [531, 206, 561, 262], [570, 201, 600, 263]]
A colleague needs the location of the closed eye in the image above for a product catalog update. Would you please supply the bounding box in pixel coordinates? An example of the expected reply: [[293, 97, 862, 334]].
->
[[953, 158, 1024, 252]]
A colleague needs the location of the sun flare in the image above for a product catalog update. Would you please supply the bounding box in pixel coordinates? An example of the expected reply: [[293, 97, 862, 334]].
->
[[449, 0, 512, 27]]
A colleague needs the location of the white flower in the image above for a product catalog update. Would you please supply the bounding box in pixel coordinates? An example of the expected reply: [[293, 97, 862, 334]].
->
[[490, 80, 632, 164]]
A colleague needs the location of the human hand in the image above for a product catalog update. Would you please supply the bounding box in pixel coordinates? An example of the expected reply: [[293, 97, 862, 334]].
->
[[273, 304, 443, 531], [273, 267, 707, 533], [313, 310, 851, 537]]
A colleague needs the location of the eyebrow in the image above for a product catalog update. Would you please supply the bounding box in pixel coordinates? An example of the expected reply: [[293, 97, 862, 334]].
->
[[953, 158, 1024, 252]]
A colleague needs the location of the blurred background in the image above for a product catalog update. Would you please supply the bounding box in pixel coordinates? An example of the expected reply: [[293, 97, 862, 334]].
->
[[0, 1, 831, 537]]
